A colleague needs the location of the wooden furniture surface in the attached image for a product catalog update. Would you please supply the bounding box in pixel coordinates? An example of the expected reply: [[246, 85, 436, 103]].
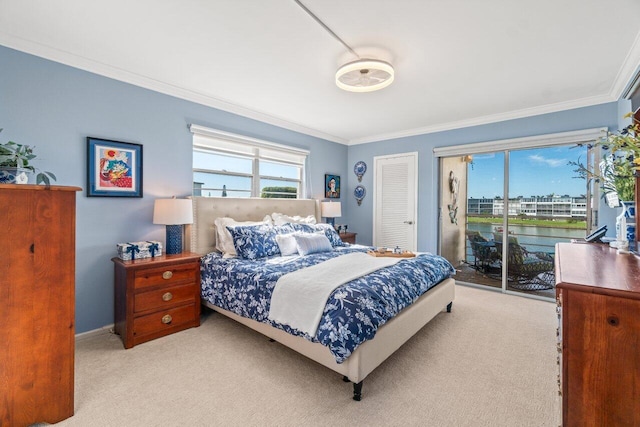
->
[[340, 232, 357, 244], [112, 252, 201, 348], [555, 242, 640, 427], [0, 184, 81, 426]]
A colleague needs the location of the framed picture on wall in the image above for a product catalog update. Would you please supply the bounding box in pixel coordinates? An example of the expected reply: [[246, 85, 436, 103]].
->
[[87, 137, 143, 197], [325, 174, 340, 198]]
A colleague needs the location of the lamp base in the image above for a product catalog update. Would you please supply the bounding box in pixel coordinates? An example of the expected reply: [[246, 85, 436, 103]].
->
[[165, 224, 183, 255], [326, 217, 336, 228]]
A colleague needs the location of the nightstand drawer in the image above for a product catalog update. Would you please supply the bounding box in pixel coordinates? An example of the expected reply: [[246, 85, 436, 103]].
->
[[134, 283, 198, 313], [134, 262, 198, 290], [133, 304, 197, 338]]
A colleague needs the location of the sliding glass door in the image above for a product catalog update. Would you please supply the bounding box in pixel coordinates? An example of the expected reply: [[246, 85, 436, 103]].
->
[[438, 134, 594, 301]]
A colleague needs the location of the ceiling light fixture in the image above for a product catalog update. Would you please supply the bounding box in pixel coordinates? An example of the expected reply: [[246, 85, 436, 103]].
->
[[293, 0, 395, 93], [335, 59, 394, 93]]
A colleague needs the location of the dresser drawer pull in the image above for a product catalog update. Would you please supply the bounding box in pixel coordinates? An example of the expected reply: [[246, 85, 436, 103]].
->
[[162, 271, 173, 280], [162, 292, 173, 302], [162, 314, 173, 324]]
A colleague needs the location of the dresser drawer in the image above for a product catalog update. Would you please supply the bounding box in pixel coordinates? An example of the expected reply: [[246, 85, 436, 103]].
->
[[134, 283, 197, 313], [133, 304, 197, 338], [134, 262, 198, 290]]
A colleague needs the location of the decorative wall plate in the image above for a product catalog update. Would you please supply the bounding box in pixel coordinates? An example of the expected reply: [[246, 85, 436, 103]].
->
[[354, 185, 366, 206], [354, 161, 367, 182]]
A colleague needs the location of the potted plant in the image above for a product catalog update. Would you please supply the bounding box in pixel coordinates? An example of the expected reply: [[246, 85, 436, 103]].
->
[[0, 129, 56, 185], [571, 112, 639, 207]]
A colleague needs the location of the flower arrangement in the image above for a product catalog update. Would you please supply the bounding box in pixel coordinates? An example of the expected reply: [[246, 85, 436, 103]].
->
[[0, 128, 56, 185], [571, 111, 639, 206]]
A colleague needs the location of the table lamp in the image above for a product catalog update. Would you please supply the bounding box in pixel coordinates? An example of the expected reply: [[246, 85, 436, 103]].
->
[[153, 198, 193, 255], [321, 201, 342, 229]]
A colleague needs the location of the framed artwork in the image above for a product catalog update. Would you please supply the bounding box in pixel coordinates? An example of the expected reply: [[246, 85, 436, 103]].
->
[[87, 137, 143, 197], [325, 174, 340, 199]]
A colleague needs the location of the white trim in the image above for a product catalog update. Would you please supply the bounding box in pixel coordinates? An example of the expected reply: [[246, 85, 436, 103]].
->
[[612, 30, 640, 99], [433, 127, 607, 157], [75, 324, 114, 341], [2, 33, 633, 147], [189, 124, 310, 157], [348, 102, 614, 146], [0, 33, 347, 144]]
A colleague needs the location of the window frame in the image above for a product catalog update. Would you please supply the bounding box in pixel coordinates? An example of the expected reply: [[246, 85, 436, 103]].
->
[[190, 124, 308, 199]]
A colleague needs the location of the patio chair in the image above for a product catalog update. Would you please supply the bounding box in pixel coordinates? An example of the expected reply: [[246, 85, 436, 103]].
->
[[466, 230, 500, 272], [493, 233, 555, 291]]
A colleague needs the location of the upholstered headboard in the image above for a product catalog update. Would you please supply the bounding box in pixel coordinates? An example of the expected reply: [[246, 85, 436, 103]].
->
[[186, 197, 321, 255]]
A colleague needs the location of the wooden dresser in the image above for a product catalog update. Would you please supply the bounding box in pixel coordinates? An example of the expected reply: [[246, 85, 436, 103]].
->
[[112, 252, 201, 348], [555, 242, 640, 426], [0, 184, 80, 426]]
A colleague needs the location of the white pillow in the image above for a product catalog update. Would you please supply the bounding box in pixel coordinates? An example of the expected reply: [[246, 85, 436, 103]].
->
[[271, 212, 316, 226], [294, 233, 333, 256], [275, 233, 300, 256], [214, 215, 272, 257]]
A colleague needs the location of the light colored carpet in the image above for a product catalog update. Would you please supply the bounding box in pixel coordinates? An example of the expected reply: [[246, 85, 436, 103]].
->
[[58, 284, 560, 426]]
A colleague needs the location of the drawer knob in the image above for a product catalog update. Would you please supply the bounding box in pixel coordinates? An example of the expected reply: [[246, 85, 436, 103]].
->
[[162, 314, 173, 324], [162, 271, 173, 280], [162, 292, 173, 302]]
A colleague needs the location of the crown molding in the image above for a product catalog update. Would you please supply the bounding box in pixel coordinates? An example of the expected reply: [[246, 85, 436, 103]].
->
[[346, 94, 617, 145], [2, 31, 636, 148], [611, 30, 640, 99], [0, 33, 348, 145]]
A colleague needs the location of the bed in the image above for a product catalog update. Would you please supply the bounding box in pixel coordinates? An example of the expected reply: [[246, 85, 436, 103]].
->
[[186, 197, 455, 400]]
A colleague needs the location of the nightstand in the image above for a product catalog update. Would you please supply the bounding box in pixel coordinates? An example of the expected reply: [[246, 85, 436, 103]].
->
[[340, 232, 357, 244], [112, 252, 201, 349]]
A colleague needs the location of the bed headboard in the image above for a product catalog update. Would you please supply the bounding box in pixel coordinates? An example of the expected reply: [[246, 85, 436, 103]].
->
[[186, 197, 321, 255]]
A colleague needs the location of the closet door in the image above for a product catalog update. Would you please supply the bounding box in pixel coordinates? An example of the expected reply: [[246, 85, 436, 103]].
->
[[373, 152, 418, 251]]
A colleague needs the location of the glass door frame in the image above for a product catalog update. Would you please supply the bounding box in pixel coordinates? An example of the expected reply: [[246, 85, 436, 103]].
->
[[435, 128, 605, 301]]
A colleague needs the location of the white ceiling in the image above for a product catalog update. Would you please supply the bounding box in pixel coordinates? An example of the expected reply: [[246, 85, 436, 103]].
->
[[1, 0, 640, 145]]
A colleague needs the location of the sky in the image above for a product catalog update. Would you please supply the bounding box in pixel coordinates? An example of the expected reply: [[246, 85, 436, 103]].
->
[[467, 144, 589, 199]]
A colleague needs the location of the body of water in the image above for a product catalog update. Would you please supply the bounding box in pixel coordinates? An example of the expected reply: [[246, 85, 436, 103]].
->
[[468, 223, 586, 255]]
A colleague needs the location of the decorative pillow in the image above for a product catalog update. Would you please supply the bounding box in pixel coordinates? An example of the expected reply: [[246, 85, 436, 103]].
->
[[294, 233, 333, 256], [228, 223, 294, 260], [272, 212, 317, 226], [275, 233, 300, 256], [227, 224, 277, 260], [289, 223, 345, 247], [214, 215, 272, 257]]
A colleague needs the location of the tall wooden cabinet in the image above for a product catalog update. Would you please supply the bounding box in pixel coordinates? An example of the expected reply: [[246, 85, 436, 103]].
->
[[555, 242, 640, 426], [0, 184, 80, 426]]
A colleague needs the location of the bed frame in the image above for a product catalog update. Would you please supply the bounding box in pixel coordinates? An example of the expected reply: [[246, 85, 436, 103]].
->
[[186, 196, 455, 400]]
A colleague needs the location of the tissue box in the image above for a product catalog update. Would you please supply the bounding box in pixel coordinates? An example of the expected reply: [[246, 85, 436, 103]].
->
[[117, 241, 163, 261]]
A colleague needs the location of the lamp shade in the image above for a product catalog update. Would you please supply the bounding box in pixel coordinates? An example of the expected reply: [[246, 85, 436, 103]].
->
[[321, 201, 342, 218], [153, 199, 193, 225]]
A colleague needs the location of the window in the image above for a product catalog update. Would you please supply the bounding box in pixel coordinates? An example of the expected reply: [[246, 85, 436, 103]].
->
[[190, 124, 308, 198]]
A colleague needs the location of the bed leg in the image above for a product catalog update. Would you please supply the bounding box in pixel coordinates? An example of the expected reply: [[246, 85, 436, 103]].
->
[[446, 302, 453, 313], [342, 376, 350, 382], [353, 381, 363, 401]]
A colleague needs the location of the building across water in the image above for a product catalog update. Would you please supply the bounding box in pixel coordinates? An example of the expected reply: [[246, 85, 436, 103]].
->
[[468, 196, 587, 219]]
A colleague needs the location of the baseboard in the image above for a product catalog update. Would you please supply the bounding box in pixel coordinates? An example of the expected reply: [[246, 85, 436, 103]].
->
[[75, 324, 114, 342]]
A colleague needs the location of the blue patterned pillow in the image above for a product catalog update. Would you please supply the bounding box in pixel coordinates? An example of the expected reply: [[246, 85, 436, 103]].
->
[[228, 224, 294, 260], [289, 223, 345, 247], [294, 233, 333, 256]]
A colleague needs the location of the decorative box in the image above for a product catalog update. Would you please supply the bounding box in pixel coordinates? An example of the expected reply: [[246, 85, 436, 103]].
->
[[117, 241, 163, 261]]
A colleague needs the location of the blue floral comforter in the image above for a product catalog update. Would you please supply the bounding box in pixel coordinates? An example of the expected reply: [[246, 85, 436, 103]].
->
[[200, 246, 455, 363]]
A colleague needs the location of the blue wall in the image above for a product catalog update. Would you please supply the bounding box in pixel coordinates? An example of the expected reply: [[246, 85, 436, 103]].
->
[[1, 44, 629, 333], [0, 45, 347, 333], [346, 102, 625, 250]]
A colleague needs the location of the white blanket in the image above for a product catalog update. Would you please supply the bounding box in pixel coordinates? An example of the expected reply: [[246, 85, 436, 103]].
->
[[268, 252, 401, 336]]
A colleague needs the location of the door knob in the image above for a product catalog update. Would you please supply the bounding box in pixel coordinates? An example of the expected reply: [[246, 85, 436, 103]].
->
[[403, 221, 414, 225]]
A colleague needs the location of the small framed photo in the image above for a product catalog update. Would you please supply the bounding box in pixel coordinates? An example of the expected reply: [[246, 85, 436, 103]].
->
[[87, 137, 143, 197], [325, 174, 340, 199]]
